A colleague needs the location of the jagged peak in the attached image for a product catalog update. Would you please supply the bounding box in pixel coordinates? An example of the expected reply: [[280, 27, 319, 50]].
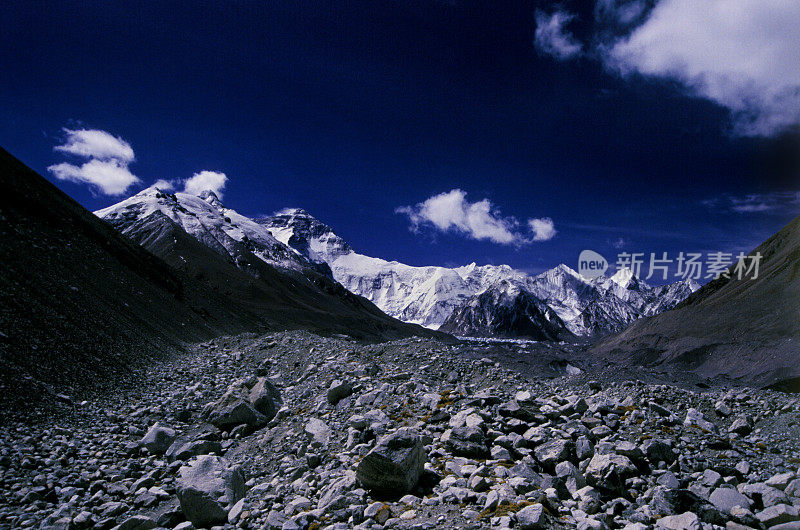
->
[[610, 267, 635, 286], [553, 263, 580, 277], [197, 190, 223, 208], [273, 207, 314, 218]]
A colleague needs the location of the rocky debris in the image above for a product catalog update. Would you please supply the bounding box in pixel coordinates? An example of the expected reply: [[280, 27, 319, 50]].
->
[[1, 330, 800, 529], [204, 377, 282, 431], [176, 455, 246, 527], [356, 428, 426, 494]]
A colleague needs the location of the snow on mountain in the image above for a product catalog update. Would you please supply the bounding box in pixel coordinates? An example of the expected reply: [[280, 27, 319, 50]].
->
[[95, 193, 698, 338], [257, 208, 700, 336], [96, 187, 316, 273], [438, 280, 572, 340]]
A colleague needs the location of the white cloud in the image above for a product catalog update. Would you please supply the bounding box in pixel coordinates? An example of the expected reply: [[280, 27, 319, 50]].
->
[[183, 170, 228, 198], [48, 127, 140, 195], [595, 0, 647, 26], [48, 159, 140, 196], [610, 236, 628, 249], [396, 189, 556, 245], [53, 128, 135, 163], [704, 191, 800, 213], [153, 179, 177, 190], [605, 0, 800, 136], [528, 217, 557, 241], [534, 10, 583, 60]]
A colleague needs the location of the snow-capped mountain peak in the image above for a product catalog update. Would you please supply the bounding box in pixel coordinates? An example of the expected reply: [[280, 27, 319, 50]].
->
[[257, 208, 352, 264], [610, 267, 635, 287], [95, 186, 314, 273]]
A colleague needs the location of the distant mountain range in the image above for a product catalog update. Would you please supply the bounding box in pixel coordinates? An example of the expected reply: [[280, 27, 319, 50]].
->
[[260, 208, 699, 338], [98, 196, 698, 340]]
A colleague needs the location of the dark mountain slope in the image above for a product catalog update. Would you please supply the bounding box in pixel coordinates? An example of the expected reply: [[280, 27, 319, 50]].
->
[[0, 148, 256, 412], [591, 214, 800, 389], [111, 209, 439, 341], [0, 148, 435, 414]]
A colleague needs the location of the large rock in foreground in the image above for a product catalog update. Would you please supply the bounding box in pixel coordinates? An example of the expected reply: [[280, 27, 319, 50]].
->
[[176, 455, 247, 527], [206, 377, 282, 431], [140, 423, 177, 455], [356, 428, 425, 495]]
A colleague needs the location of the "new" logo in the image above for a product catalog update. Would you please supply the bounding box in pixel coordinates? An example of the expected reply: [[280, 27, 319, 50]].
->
[[578, 249, 608, 279]]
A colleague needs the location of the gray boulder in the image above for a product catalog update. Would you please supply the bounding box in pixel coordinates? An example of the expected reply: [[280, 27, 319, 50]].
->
[[176, 455, 247, 527], [356, 428, 426, 494], [516, 503, 546, 529], [207, 378, 282, 431], [641, 439, 676, 464], [305, 418, 332, 445], [166, 438, 223, 462], [534, 438, 575, 471], [585, 453, 638, 493], [326, 380, 353, 404], [140, 423, 177, 455], [709, 487, 752, 514], [684, 408, 718, 434], [655, 511, 700, 529], [249, 377, 282, 421], [114, 515, 157, 530], [444, 426, 488, 458], [729, 415, 753, 436], [209, 401, 266, 431], [757, 504, 800, 527]]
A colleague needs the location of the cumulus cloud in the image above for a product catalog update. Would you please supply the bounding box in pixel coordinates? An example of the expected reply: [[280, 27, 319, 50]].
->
[[595, 0, 647, 27], [183, 170, 228, 198], [534, 10, 582, 60], [48, 127, 139, 195], [396, 189, 556, 245], [704, 191, 800, 213], [528, 217, 557, 241], [53, 128, 135, 162], [48, 159, 140, 196], [153, 179, 177, 190], [604, 0, 800, 136]]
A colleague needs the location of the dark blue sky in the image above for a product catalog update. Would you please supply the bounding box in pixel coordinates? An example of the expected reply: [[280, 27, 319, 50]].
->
[[3, 0, 798, 280]]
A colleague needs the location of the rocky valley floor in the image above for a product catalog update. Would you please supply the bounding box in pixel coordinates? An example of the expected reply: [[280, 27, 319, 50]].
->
[[1, 332, 800, 530]]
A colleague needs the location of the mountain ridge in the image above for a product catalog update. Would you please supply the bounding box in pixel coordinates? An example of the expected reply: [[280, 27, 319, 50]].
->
[[259, 208, 699, 337]]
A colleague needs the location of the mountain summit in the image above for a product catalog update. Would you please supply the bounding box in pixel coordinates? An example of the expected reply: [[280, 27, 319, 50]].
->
[[95, 185, 440, 342]]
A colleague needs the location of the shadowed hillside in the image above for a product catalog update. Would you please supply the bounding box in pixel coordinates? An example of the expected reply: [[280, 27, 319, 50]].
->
[[0, 148, 436, 414], [591, 214, 800, 389]]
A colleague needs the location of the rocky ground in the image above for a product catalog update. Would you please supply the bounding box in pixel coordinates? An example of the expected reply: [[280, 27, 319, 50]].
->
[[1, 331, 800, 530]]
